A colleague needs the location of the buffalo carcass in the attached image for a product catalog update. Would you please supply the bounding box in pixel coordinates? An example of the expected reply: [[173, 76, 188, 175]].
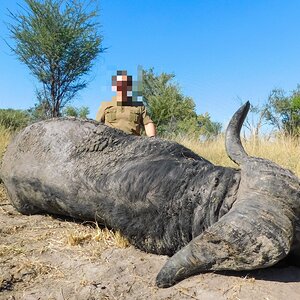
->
[[1, 102, 300, 287]]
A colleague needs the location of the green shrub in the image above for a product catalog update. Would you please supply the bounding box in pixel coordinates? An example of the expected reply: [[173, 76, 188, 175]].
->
[[0, 109, 31, 131], [63, 106, 90, 119]]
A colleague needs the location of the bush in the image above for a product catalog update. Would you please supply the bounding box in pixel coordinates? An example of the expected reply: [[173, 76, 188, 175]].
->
[[63, 106, 90, 119], [0, 109, 31, 131]]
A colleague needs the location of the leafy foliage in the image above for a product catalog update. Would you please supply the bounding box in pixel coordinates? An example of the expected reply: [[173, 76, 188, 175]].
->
[[0, 109, 31, 131], [0, 104, 89, 132], [7, 0, 104, 117], [142, 68, 222, 138], [197, 113, 222, 139], [63, 105, 89, 118], [263, 85, 300, 137], [28, 98, 52, 121]]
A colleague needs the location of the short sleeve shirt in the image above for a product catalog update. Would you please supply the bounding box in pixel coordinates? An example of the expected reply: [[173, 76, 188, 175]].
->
[[95, 99, 153, 136]]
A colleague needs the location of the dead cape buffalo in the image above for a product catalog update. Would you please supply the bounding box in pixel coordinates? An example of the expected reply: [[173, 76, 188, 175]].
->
[[1, 102, 300, 288]]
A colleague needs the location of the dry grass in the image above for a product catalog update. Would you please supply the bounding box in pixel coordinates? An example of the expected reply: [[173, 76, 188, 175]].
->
[[16, 259, 65, 279], [174, 134, 300, 176], [0, 244, 25, 257], [66, 222, 129, 249], [174, 134, 236, 168], [0, 125, 11, 162], [0, 183, 9, 202], [244, 135, 300, 176]]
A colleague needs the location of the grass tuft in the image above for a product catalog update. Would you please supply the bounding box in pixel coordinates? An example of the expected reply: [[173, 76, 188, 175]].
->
[[66, 222, 129, 249], [0, 244, 25, 257], [0, 125, 11, 162]]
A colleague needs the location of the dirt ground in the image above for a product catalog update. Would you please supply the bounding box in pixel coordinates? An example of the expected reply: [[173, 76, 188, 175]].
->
[[1, 183, 300, 300]]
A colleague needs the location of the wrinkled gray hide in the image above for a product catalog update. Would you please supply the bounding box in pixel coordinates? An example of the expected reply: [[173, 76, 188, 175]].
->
[[1, 102, 300, 287]]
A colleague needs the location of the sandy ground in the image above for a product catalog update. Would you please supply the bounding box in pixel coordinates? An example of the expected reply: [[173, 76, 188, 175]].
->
[[1, 183, 300, 300]]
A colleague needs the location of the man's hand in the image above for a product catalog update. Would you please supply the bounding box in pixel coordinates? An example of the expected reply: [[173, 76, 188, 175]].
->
[[145, 122, 156, 137]]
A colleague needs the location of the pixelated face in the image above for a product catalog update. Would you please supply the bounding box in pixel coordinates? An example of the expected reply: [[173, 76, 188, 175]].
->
[[112, 71, 132, 96]]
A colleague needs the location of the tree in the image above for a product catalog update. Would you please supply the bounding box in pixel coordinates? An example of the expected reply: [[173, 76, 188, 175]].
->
[[238, 101, 269, 142], [142, 68, 222, 138], [63, 105, 89, 118], [197, 113, 222, 139], [8, 0, 104, 117], [263, 85, 300, 137], [27, 96, 52, 121]]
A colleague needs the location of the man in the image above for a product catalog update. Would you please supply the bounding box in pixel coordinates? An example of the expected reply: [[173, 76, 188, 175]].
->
[[96, 70, 156, 137]]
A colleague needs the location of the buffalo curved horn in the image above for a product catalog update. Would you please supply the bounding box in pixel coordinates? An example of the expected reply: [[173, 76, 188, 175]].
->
[[156, 101, 298, 288], [225, 101, 250, 165]]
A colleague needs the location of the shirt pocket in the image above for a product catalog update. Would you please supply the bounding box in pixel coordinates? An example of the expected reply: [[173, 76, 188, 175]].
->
[[129, 109, 141, 123], [105, 108, 117, 122]]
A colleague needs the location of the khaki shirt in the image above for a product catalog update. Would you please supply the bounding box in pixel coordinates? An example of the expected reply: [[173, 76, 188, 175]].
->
[[95, 98, 154, 135]]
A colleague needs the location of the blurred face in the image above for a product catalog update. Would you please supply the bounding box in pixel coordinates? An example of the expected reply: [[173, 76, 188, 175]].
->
[[112, 73, 132, 101], [112, 75, 132, 91]]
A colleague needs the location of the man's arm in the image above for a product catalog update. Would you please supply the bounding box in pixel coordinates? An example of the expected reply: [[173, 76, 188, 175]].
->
[[141, 106, 156, 137], [95, 103, 107, 122], [145, 122, 156, 137]]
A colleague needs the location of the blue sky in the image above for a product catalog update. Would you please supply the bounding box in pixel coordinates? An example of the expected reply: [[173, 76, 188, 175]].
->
[[1, 0, 300, 128]]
